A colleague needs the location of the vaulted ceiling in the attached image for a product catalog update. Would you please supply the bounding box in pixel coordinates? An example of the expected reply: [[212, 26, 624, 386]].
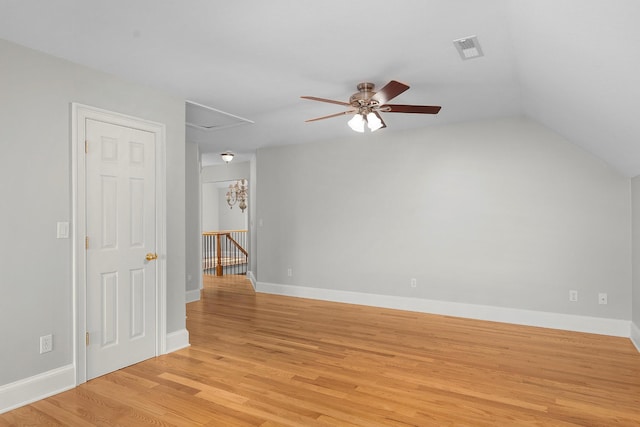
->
[[1, 1, 639, 174]]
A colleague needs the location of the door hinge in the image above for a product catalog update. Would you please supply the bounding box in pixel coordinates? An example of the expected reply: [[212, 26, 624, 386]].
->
[[85, 236, 89, 249], [86, 332, 89, 346], [85, 140, 88, 153]]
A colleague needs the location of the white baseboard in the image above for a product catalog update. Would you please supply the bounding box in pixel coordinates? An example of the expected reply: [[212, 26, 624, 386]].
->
[[246, 271, 256, 291], [2, 329, 191, 414], [0, 364, 75, 414], [185, 288, 201, 303], [631, 322, 640, 352], [165, 329, 190, 353], [256, 282, 631, 338]]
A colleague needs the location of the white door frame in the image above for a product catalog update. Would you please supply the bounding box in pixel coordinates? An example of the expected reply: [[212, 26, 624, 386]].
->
[[71, 103, 167, 384]]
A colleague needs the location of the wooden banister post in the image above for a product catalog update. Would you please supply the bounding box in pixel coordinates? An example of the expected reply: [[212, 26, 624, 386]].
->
[[215, 234, 223, 276]]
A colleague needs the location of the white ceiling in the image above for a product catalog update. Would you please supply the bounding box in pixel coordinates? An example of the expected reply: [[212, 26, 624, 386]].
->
[[1, 0, 639, 174]]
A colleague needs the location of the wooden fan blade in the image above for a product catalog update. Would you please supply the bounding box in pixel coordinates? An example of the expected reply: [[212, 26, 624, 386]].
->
[[371, 80, 410, 105], [301, 96, 351, 107], [305, 110, 356, 122], [384, 104, 442, 114]]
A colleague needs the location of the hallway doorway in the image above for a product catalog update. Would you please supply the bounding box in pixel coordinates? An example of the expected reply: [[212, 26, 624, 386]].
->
[[202, 179, 249, 277]]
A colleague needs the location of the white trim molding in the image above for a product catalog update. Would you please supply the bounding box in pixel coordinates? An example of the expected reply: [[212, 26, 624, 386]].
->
[[185, 289, 201, 303], [0, 365, 75, 414], [256, 282, 632, 338], [166, 329, 190, 353], [631, 322, 640, 352], [247, 271, 257, 291]]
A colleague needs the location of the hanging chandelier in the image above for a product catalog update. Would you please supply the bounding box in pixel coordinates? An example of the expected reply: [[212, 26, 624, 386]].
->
[[226, 179, 248, 212]]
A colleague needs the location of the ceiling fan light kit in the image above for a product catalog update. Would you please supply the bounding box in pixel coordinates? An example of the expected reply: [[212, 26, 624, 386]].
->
[[302, 80, 441, 133], [366, 112, 384, 131], [348, 114, 366, 133], [348, 111, 384, 133]]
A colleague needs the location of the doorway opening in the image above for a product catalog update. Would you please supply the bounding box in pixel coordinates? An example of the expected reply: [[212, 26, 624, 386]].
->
[[201, 180, 249, 279]]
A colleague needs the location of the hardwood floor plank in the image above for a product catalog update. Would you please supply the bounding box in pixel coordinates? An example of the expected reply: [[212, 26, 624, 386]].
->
[[2, 274, 640, 425], [0, 405, 63, 426]]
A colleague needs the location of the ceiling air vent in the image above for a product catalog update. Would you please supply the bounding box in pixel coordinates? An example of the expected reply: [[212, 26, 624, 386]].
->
[[186, 100, 253, 132], [453, 35, 484, 60]]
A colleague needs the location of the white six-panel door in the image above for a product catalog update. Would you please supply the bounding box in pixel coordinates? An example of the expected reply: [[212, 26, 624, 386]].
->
[[85, 118, 157, 380]]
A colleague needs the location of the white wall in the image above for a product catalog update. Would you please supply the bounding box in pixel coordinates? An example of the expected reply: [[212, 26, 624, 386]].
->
[[631, 176, 640, 347], [249, 156, 258, 277], [185, 141, 201, 294], [201, 162, 251, 233], [202, 183, 220, 232], [256, 117, 631, 322], [202, 182, 248, 232], [201, 161, 250, 183], [0, 38, 186, 387]]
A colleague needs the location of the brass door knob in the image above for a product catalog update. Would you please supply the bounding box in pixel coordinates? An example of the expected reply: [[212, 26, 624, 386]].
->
[[145, 252, 158, 261]]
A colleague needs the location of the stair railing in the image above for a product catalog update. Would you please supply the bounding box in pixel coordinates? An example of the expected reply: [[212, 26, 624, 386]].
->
[[202, 230, 248, 276]]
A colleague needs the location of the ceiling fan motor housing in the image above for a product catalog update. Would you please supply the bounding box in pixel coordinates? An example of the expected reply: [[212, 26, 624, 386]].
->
[[349, 82, 379, 110]]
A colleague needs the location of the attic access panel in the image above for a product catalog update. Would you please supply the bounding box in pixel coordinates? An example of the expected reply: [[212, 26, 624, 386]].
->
[[186, 101, 253, 131]]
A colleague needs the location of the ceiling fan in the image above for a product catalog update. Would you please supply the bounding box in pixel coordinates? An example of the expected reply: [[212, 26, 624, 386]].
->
[[301, 80, 441, 132]]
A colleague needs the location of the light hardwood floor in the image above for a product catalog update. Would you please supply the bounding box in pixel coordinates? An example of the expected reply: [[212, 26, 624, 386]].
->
[[2, 275, 640, 426]]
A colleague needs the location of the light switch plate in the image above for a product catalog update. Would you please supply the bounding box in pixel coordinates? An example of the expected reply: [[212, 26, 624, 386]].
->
[[57, 222, 69, 239]]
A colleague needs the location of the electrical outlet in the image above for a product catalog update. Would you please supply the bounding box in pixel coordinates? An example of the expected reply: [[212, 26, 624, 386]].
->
[[598, 293, 608, 305], [287, 268, 293, 277], [569, 290, 578, 302], [40, 334, 53, 354], [410, 278, 417, 288]]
